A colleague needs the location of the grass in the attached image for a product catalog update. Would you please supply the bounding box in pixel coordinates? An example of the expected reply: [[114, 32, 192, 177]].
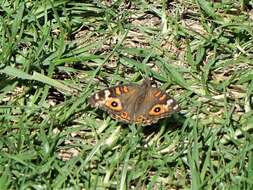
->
[[1, 0, 253, 189]]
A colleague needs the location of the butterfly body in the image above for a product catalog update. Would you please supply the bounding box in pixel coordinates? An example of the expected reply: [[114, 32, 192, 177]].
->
[[88, 79, 180, 126]]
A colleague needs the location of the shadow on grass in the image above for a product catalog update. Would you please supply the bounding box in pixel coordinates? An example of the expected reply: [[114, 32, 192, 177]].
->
[[142, 113, 186, 136]]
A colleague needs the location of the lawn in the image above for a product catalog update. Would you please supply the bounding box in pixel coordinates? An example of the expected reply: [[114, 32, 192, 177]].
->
[[1, 0, 253, 189]]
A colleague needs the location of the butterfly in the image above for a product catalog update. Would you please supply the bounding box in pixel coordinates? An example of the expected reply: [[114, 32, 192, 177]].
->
[[88, 79, 180, 126]]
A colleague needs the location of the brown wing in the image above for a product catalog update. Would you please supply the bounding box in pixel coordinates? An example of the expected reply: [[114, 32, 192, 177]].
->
[[133, 86, 180, 126], [88, 84, 141, 124]]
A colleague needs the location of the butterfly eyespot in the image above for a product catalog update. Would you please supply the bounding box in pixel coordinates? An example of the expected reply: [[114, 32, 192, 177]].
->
[[105, 98, 123, 111], [154, 107, 161, 113], [121, 112, 128, 117], [120, 112, 130, 121], [111, 101, 118, 107], [149, 104, 166, 116]]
